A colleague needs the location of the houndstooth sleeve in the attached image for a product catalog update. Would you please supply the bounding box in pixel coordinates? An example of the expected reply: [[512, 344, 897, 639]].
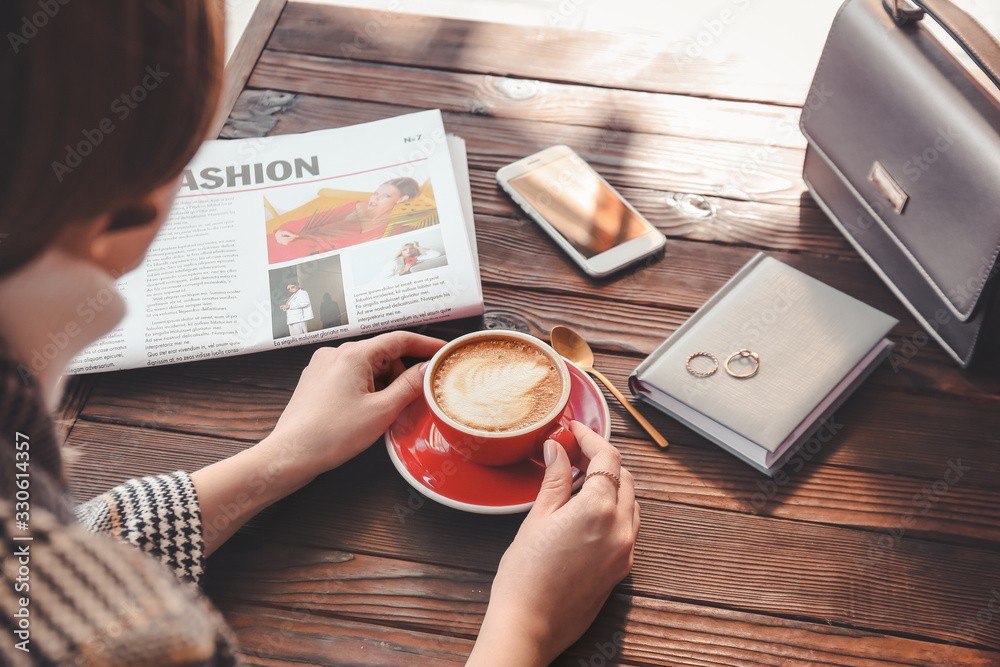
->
[[74, 471, 204, 584]]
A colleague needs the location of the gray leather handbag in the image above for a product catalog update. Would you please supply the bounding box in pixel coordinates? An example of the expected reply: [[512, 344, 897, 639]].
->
[[800, 0, 1000, 367]]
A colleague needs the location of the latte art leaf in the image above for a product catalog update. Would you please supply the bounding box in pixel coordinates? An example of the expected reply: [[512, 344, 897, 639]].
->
[[440, 359, 549, 429], [432, 339, 563, 432]]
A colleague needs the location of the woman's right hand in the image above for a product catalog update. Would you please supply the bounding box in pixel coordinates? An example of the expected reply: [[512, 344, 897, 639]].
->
[[467, 421, 640, 666]]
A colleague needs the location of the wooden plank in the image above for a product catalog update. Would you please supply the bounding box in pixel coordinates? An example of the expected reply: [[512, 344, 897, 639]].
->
[[205, 538, 1000, 666], [62, 421, 251, 503], [629, 502, 1000, 651], [615, 434, 1000, 545], [472, 212, 893, 311], [473, 213, 1000, 385], [80, 371, 289, 441], [74, 343, 1000, 491], [590, 351, 1000, 490], [71, 317, 1000, 493], [266, 1, 844, 106], [474, 285, 1000, 402], [226, 90, 811, 208], [465, 167, 858, 257], [595, 594, 1000, 667], [248, 50, 809, 149], [96, 280, 1000, 405], [61, 399, 1000, 548], [63, 428, 999, 648], [211, 0, 288, 138], [64, 422, 1000, 648], [206, 538, 490, 636], [220, 602, 471, 666], [54, 375, 94, 443], [477, 213, 932, 344], [228, 84, 847, 255], [211, 445, 1000, 649], [73, 414, 993, 654]]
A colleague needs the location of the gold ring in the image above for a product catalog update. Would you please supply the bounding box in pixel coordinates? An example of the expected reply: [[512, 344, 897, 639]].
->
[[686, 352, 719, 377], [585, 470, 620, 489], [725, 349, 760, 379]]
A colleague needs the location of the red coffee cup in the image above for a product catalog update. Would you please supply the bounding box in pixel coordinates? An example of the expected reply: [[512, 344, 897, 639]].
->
[[424, 330, 575, 466]]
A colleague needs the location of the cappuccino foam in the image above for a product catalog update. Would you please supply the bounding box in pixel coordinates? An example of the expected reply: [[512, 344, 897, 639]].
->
[[432, 339, 563, 432]]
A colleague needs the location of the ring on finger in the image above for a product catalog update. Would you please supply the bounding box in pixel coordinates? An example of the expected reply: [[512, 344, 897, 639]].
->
[[585, 470, 621, 490]]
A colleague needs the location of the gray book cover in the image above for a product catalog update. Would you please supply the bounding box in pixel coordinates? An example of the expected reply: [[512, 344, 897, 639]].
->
[[631, 253, 897, 454]]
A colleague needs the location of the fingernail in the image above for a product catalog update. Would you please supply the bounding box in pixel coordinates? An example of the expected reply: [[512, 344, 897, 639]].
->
[[417, 361, 428, 374], [543, 439, 557, 466]]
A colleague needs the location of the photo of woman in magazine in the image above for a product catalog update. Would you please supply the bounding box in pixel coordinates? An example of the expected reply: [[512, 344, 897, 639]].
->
[[349, 229, 449, 286], [381, 241, 442, 279], [265, 176, 441, 264]]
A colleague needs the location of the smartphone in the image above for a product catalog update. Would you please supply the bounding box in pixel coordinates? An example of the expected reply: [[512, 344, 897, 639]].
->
[[496, 145, 666, 277]]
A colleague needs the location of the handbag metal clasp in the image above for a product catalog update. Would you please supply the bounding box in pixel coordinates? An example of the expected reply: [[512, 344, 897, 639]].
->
[[882, 0, 925, 26], [869, 161, 909, 215]]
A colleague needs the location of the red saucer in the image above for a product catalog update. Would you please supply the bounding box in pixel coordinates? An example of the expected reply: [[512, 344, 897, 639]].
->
[[385, 361, 611, 514]]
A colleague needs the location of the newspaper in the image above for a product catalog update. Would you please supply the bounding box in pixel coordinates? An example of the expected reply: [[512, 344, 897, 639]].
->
[[68, 110, 484, 374]]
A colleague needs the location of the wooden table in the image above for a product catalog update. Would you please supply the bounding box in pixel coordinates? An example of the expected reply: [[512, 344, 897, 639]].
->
[[61, 1, 1000, 664]]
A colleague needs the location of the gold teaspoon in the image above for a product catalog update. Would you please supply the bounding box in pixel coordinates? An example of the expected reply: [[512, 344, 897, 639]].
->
[[550, 325, 669, 449]]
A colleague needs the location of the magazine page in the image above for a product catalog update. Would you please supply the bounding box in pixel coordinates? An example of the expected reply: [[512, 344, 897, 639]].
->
[[68, 110, 483, 374], [448, 134, 479, 274]]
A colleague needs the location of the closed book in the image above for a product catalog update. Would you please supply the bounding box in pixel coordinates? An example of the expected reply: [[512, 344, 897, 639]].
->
[[628, 253, 897, 475]]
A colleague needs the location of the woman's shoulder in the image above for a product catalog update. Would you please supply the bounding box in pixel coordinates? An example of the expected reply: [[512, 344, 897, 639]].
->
[[0, 501, 240, 666]]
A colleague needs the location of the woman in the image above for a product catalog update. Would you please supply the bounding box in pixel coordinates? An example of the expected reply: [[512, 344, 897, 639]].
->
[[267, 177, 422, 263], [0, 2, 639, 665], [380, 241, 441, 279]]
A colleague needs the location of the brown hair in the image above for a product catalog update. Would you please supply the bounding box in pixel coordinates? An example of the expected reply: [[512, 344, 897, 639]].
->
[[0, 0, 225, 276], [385, 177, 421, 200]]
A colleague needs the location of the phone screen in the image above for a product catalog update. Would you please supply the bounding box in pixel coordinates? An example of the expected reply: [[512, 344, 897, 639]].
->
[[507, 154, 654, 258]]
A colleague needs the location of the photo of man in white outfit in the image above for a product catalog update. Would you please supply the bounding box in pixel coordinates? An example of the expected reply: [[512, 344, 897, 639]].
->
[[280, 283, 313, 336]]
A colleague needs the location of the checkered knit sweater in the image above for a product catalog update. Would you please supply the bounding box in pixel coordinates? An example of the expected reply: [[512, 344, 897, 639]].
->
[[0, 338, 239, 665]]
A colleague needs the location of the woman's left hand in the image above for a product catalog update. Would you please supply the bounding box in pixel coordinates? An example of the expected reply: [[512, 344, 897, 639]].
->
[[192, 331, 444, 555]]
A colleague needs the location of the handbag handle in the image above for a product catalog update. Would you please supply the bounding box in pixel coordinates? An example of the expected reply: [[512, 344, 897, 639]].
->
[[882, 0, 1000, 91]]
